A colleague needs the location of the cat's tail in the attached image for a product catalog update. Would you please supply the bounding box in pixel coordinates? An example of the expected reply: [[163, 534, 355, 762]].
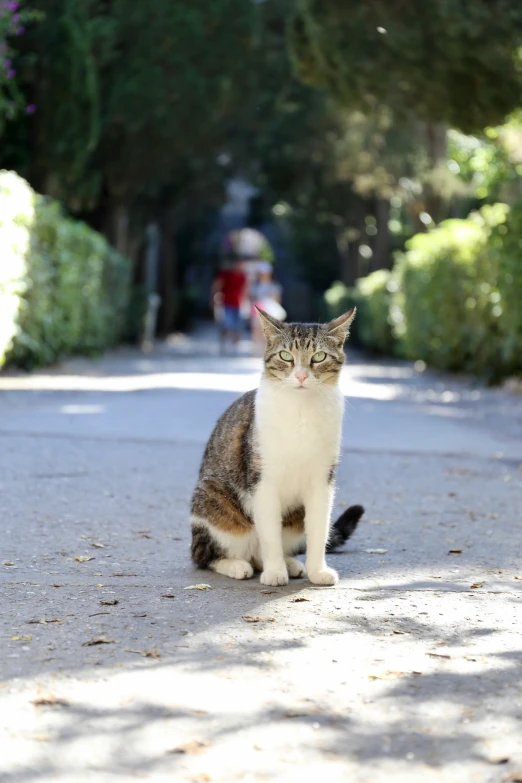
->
[[326, 504, 365, 553]]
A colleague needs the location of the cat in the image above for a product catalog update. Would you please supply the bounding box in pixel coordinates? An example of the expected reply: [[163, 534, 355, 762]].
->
[[190, 307, 364, 586]]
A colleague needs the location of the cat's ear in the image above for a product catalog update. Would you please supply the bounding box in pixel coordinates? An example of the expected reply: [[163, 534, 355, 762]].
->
[[325, 308, 356, 342], [255, 307, 285, 339]]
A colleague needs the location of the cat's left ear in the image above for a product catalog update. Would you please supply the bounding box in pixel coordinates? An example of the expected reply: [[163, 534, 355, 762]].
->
[[255, 307, 285, 339], [325, 308, 356, 343]]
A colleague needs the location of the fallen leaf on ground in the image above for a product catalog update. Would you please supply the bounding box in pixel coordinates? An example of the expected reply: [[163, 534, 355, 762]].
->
[[260, 590, 278, 595], [99, 599, 118, 606], [51, 584, 63, 588], [11, 635, 32, 641], [90, 542, 105, 548], [429, 575, 442, 579], [133, 612, 147, 617], [392, 629, 408, 635], [448, 549, 463, 554], [427, 652, 451, 660], [111, 572, 137, 577], [27, 618, 63, 625], [161, 593, 176, 598], [143, 649, 161, 658], [3, 561, 14, 566], [136, 533, 152, 539], [89, 612, 109, 617], [184, 584, 212, 591], [31, 694, 69, 707], [487, 755, 509, 764], [74, 555, 95, 563], [290, 596, 310, 603], [242, 616, 276, 623], [283, 708, 319, 718], [364, 548, 388, 555], [514, 576, 522, 581], [81, 637, 115, 646], [369, 670, 422, 681], [470, 582, 485, 589], [503, 773, 522, 782], [168, 740, 209, 755]]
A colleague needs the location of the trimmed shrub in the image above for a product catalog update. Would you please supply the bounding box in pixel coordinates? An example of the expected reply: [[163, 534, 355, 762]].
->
[[323, 281, 361, 343], [355, 270, 395, 354], [323, 273, 396, 353], [390, 202, 516, 377], [0, 171, 130, 369]]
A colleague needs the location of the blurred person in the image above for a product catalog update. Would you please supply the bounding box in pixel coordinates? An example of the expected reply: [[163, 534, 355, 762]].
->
[[251, 262, 286, 353], [211, 258, 247, 353]]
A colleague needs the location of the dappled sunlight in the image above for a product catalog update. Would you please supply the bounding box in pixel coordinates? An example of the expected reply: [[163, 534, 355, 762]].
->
[[1, 573, 520, 782], [60, 404, 106, 415], [0, 358, 406, 401]]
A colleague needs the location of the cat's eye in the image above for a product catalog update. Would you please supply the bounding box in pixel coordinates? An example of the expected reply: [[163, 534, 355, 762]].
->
[[279, 350, 293, 362], [311, 351, 327, 363]]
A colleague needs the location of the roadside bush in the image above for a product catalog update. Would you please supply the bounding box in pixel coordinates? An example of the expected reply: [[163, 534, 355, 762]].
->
[[323, 281, 361, 343], [323, 272, 395, 353], [355, 270, 395, 354], [0, 171, 130, 369], [390, 202, 517, 377]]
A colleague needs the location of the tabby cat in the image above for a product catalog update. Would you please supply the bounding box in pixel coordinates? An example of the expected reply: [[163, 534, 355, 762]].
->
[[190, 308, 364, 586]]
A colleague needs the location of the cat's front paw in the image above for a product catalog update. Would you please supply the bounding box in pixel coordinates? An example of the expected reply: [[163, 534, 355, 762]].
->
[[308, 566, 338, 586], [260, 567, 289, 586], [285, 557, 306, 578]]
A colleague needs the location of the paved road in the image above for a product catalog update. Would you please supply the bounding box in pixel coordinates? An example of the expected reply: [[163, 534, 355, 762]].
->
[[1, 330, 521, 783]]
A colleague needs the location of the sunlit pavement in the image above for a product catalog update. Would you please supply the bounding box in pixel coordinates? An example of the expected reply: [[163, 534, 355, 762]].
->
[[1, 326, 521, 783]]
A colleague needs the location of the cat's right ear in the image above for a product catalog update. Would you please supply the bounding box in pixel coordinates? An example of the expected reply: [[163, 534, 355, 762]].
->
[[255, 307, 285, 339]]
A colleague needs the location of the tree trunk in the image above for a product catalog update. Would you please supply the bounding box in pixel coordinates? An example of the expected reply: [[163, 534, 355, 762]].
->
[[336, 229, 358, 287], [160, 208, 178, 336], [114, 204, 129, 256], [425, 122, 448, 225], [371, 198, 390, 271]]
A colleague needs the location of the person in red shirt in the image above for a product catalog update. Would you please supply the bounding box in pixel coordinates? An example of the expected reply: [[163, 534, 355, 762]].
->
[[212, 258, 247, 353]]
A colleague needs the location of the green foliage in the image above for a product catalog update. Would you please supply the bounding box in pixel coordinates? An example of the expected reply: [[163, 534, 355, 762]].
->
[[0, 1, 40, 126], [448, 112, 522, 204], [355, 270, 395, 354], [323, 272, 396, 353], [322, 282, 361, 343], [14, 0, 256, 212], [0, 170, 130, 369], [289, 1, 522, 133], [390, 202, 522, 378]]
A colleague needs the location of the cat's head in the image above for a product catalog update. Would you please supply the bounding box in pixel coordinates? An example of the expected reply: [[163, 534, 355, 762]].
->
[[256, 308, 356, 390]]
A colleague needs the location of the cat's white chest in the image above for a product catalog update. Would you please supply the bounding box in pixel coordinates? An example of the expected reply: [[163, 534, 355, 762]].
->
[[254, 381, 344, 509]]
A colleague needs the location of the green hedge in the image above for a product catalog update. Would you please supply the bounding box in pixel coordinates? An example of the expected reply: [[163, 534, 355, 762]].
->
[[390, 202, 521, 378], [0, 171, 130, 369], [355, 270, 395, 354], [323, 201, 522, 379], [323, 272, 395, 353]]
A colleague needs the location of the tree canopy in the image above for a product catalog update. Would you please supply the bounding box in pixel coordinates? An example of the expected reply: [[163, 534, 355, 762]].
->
[[288, 0, 522, 132]]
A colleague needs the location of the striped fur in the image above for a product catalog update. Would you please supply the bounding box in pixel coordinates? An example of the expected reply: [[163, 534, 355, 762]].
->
[[190, 308, 362, 585]]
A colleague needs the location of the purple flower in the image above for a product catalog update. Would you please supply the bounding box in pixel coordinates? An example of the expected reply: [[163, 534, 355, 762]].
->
[[26, 104, 36, 114], [12, 12, 21, 22], [8, 1, 19, 10], [7, 67, 15, 78], [15, 25, 24, 35], [3, 58, 12, 69]]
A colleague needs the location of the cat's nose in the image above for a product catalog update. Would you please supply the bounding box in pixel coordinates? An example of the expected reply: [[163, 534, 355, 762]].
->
[[295, 369, 309, 384]]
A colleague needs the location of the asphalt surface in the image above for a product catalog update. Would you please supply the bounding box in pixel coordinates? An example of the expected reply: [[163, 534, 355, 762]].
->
[[1, 329, 521, 783]]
